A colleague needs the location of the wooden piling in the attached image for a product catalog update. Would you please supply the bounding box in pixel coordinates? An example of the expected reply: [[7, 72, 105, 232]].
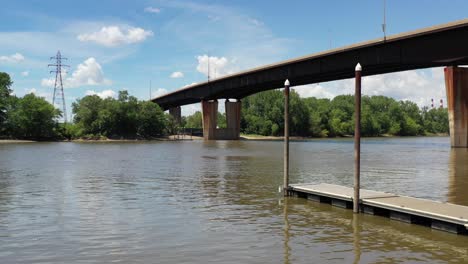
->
[[284, 79, 290, 196], [354, 63, 362, 213]]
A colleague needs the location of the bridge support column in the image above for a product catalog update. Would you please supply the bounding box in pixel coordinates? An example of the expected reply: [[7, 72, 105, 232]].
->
[[169, 106, 182, 124], [202, 100, 218, 140], [225, 100, 241, 140], [444, 66, 468, 147]]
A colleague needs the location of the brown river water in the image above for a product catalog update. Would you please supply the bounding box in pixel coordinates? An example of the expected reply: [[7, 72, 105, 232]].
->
[[0, 137, 467, 263]]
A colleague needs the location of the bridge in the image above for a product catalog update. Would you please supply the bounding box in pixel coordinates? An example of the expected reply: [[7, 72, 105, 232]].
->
[[153, 19, 468, 147]]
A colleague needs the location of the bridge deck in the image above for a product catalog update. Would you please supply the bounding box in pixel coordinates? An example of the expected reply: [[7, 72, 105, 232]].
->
[[153, 19, 468, 109], [290, 183, 468, 234]]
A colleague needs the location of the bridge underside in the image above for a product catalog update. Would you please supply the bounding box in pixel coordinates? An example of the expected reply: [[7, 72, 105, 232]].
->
[[158, 20, 468, 144], [154, 20, 468, 110]]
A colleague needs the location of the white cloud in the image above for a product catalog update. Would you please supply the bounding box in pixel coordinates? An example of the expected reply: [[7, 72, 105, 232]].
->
[[160, 2, 292, 72], [24, 88, 52, 100], [41, 57, 111, 88], [295, 84, 335, 99], [25, 88, 37, 94], [67, 57, 112, 87], [181, 103, 201, 116], [151, 88, 168, 98], [183, 82, 198, 88], [144, 7, 161, 13], [85, 89, 116, 99], [41, 78, 55, 87], [77, 26, 153, 47], [0, 53, 25, 63], [21, 71, 29, 77], [294, 68, 447, 107], [362, 68, 446, 107], [170, 71, 184, 78], [196, 55, 235, 79]]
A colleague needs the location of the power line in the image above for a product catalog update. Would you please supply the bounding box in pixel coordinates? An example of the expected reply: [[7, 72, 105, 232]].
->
[[48, 50, 69, 123]]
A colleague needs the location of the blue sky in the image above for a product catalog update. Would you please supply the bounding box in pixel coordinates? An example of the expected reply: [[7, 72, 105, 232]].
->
[[1, 0, 467, 117]]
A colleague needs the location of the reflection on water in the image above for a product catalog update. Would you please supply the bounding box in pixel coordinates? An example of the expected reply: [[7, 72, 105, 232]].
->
[[281, 197, 468, 263], [448, 148, 468, 205], [0, 137, 467, 263], [352, 213, 361, 264], [283, 199, 291, 264]]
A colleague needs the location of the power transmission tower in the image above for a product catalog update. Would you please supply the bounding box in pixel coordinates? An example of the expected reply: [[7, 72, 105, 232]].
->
[[48, 51, 69, 123]]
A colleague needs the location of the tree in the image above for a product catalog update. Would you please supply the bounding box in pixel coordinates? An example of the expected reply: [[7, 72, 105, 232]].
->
[[72, 95, 104, 136], [398, 101, 423, 136], [304, 97, 331, 137], [422, 107, 449, 134], [290, 90, 310, 136], [72, 91, 168, 139], [137, 101, 166, 137], [186, 111, 203, 128], [6, 93, 60, 139], [0, 72, 13, 133], [217, 112, 227, 128], [241, 90, 284, 136], [328, 95, 354, 136]]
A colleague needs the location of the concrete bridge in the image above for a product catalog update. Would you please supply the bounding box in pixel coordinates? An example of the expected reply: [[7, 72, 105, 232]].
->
[[153, 19, 468, 147]]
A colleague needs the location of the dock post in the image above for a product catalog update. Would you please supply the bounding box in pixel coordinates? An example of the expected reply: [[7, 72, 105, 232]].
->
[[354, 63, 362, 213], [283, 79, 290, 196]]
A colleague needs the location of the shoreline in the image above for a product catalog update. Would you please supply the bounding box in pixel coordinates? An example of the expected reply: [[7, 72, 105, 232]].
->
[[0, 134, 449, 144], [240, 133, 449, 141], [0, 139, 37, 144]]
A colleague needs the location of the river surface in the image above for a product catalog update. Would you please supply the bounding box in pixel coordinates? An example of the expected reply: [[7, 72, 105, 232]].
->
[[0, 137, 467, 263]]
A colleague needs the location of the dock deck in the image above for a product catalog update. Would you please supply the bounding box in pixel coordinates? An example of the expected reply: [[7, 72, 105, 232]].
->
[[289, 183, 468, 234]]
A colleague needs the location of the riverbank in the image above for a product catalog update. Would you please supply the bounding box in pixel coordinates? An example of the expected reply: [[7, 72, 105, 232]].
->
[[240, 133, 449, 141], [0, 133, 448, 143], [0, 139, 37, 143]]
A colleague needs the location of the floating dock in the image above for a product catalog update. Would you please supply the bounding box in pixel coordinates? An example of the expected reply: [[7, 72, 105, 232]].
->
[[289, 183, 468, 235]]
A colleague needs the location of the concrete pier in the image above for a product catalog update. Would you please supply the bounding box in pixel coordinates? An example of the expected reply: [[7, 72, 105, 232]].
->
[[169, 106, 182, 125], [224, 100, 241, 140], [444, 66, 468, 148], [290, 183, 468, 235], [201, 99, 241, 140], [202, 100, 218, 140]]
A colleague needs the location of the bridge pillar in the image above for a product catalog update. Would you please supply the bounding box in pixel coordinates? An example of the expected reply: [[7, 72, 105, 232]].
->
[[202, 100, 218, 140], [169, 106, 182, 124], [444, 66, 468, 147], [225, 99, 241, 140]]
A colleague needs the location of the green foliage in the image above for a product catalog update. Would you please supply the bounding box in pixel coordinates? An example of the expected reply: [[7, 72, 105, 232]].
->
[[186, 111, 202, 128], [217, 112, 227, 128], [0, 71, 450, 140], [137, 101, 166, 137], [241, 90, 449, 138], [6, 93, 61, 139], [422, 107, 449, 134], [72, 90, 167, 139], [0, 72, 13, 132]]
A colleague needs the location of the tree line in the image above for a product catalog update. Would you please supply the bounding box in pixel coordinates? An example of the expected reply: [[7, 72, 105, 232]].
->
[[183, 89, 448, 137], [0, 72, 168, 140], [0, 72, 448, 140]]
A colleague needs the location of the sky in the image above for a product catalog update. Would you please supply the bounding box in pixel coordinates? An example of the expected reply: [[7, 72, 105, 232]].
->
[[1, 0, 467, 118]]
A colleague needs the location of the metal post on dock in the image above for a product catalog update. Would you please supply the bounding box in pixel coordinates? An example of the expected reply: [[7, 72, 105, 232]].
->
[[354, 63, 362, 213], [283, 79, 290, 196]]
